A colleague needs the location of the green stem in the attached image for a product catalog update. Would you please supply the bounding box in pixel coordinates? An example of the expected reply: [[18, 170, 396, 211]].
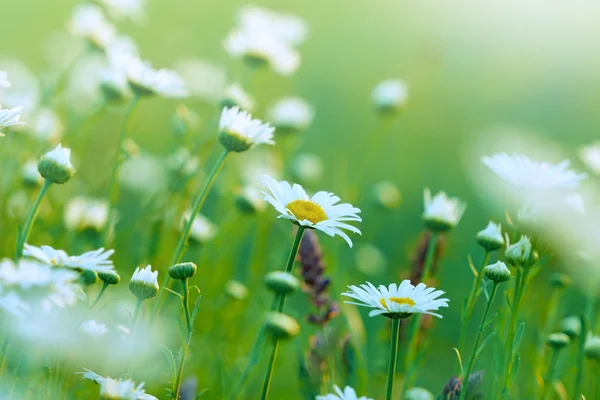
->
[[386, 318, 401, 400], [460, 282, 499, 400], [101, 95, 140, 245], [131, 299, 144, 330], [173, 278, 193, 400], [572, 294, 594, 400], [152, 150, 230, 319], [0, 335, 9, 373], [534, 287, 562, 395], [276, 227, 305, 313], [260, 338, 280, 400], [228, 326, 266, 400], [89, 282, 109, 309], [541, 349, 560, 400], [15, 179, 52, 260]]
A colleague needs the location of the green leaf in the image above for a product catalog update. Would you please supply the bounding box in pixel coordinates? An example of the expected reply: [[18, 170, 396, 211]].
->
[[195, 389, 210, 399], [475, 332, 496, 358], [468, 254, 478, 277], [508, 352, 520, 388], [453, 347, 464, 376], [160, 345, 177, 388], [190, 294, 203, 326], [504, 292, 512, 310], [165, 287, 184, 300], [513, 322, 526, 357], [483, 312, 498, 329]]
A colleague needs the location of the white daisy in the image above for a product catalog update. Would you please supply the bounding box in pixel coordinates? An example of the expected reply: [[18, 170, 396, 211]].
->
[[182, 211, 217, 244], [22, 159, 44, 187], [68, 4, 117, 50], [0, 71, 10, 88], [342, 280, 449, 318], [267, 97, 314, 132], [27, 107, 63, 143], [482, 153, 586, 189], [80, 320, 108, 338], [316, 385, 373, 400], [98, 0, 146, 22], [124, 57, 188, 98], [579, 143, 600, 175], [130, 265, 158, 288], [423, 188, 467, 231], [64, 196, 110, 232], [0, 290, 30, 319], [221, 83, 254, 111], [218, 106, 275, 152], [262, 175, 362, 247], [0, 105, 25, 136], [79, 369, 157, 400], [174, 58, 227, 102], [23, 244, 115, 273], [237, 6, 308, 46], [372, 79, 409, 112]]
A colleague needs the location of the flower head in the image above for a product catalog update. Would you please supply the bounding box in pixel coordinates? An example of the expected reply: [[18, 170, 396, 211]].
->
[[221, 83, 254, 111], [237, 6, 308, 46], [124, 57, 188, 98], [262, 175, 361, 247], [372, 79, 409, 113], [267, 97, 314, 133], [79, 369, 157, 399], [476, 221, 504, 251], [23, 244, 115, 273], [64, 196, 110, 232], [80, 320, 108, 338], [316, 385, 373, 400], [484, 261, 511, 283], [422, 188, 466, 232], [0, 105, 25, 136], [218, 106, 275, 152], [98, 0, 146, 22], [38, 144, 75, 184], [342, 280, 449, 319], [129, 265, 158, 300], [68, 5, 116, 50]]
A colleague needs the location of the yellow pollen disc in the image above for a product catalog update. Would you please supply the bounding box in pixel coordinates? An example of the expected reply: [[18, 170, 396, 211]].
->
[[380, 298, 388, 309], [286, 199, 327, 224], [51, 259, 57, 265], [389, 297, 416, 307]]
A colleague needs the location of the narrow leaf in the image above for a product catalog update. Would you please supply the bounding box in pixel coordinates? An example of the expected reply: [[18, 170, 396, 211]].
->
[[508, 352, 520, 388], [160, 345, 177, 386], [475, 332, 496, 358], [190, 294, 203, 325], [468, 254, 478, 277], [483, 312, 498, 329], [513, 322, 526, 356], [453, 347, 464, 376]]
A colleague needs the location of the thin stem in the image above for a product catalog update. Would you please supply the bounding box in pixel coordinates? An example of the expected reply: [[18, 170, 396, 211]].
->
[[131, 299, 144, 330], [276, 227, 305, 313], [260, 339, 280, 400], [153, 150, 230, 319], [460, 283, 499, 400], [89, 282, 109, 309], [541, 349, 560, 400], [15, 179, 52, 260], [173, 278, 193, 400], [101, 94, 140, 245], [228, 326, 266, 400], [0, 335, 9, 373], [386, 318, 401, 400], [534, 287, 562, 396], [572, 294, 594, 400]]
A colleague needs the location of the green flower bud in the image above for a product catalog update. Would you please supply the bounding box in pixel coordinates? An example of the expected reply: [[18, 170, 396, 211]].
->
[[484, 261, 511, 283], [584, 336, 600, 361], [404, 387, 435, 400], [549, 273, 571, 290], [219, 130, 252, 153], [560, 316, 582, 339], [38, 144, 75, 184], [98, 270, 121, 285], [264, 271, 300, 295], [168, 262, 197, 280], [505, 235, 536, 267], [476, 221, 504, 251], [264, 312, 300, 341], [225, 280, 249, 300], [79, 269, 99, 286], [547, 332, 570, 349], [129, 266, 159, 301], [422, 188, 466, 232]]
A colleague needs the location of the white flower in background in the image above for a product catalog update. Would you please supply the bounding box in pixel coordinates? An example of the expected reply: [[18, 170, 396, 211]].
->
[[129, 265, 159, 301], [68, 4, 117, 50], [372, 79, 409, 112], [579, 143, 600, 175], [174, 58, 227, 102], [98, 0, 146, 22], [235, 186, 266, 214], [237, 5, 308, 46], [355, 244, 387, 276], [100, 66, 131, 103], [38, 143, 75, 184], [221, 83, 254, 111], [79, 369, 158, 400], [64, 196, 110, 232], [316, 385, 373, 400], [342, 280, 449, 318], [482, 153, 586, 189], [218, 106, 275, 152], [0, 58, 41, 111], [23, 244, 115, 273], [224, 29, 300, 76], [124, 57, 188, 98], [0, 71, 9, 88], [422, 188, 467, 232], [64, 54, 106, 113], [291, 152, 323, 184], [372, 181, 402, 210], [564, 193, 585, 214], [267, 97, 314, 132], [80, 320, 108, 338], [182, 211, 217, 244], [262, 175, 362, 247], [0, 290, 30, 319], [0, 105, 25, 136], [27, 107, 63, 143]]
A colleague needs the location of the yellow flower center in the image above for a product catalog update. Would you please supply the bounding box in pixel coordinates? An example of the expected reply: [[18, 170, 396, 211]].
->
[[380, 297, 416, 309], [286, 200, 327, 224]]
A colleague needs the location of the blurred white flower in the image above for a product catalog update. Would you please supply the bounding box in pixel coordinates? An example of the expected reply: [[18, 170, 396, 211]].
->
[[218, 106, 275, 152], [23, 244, 115, 273], [80, 320, 108, 338], [267, 97, 314, 132], [68, 4, 117, 50], [422, 188, 466, 232], [64, 196, 110, 232], [99, 0, 146, 22], [182, 211, 217, 244], [27, 107, 63, 143], [235, 186, 266, 214], [316, 385, 373, 400], [237, 6, 308, 46], [221, 83, 254, 111], [0, 70, 10, 88], [79, 369, 158, 400], [174, 58, 227, 102], [0, 58, 41, 111], [118, 153, 168, 197], [0, 105, 25, 136], [124, 57, 188, 98], [372, 181, 402, 210], [579, 142, 600, 175], [355, 244, 387, 275], [372, 79, 409, 112], [291, 152, 323, 184], [64, 54, 107, 112], [0, 290, 30, 319]]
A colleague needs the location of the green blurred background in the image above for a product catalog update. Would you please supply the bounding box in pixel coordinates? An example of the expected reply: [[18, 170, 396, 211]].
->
[[2, 1, 599, 398]]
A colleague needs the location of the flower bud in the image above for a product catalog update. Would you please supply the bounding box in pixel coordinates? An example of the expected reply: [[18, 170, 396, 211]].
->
[[547, 333, 570, 349], [504, 235, 536, 267], [218, 130, 252, 153], [98, 270, 121, 285], [79, 269, 98, 286], [264, 271, 299, 295], [484, 261, 511, 283], [373, 181, 402, 210], [584, 336, 600, 361], [38, 144, 75, 184], [22, 160, 44, 189], [235, 187, 265, 215], [404, 387, 435, 400], [560, 316, 582, 339], [171, 105, 201, 137], [129, 265, 159, 301], [168, 262, 197, 280], [220, 83, 254, 112], [476, 221, 504, 251], [549, 273, 571, 290], [372, 79, 409, 114], [225, 280, 249, 300], [422, 188, 466, 232], [264, 312, 300, 341]]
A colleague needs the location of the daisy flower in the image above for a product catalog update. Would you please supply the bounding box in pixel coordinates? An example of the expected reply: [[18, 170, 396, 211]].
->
[[124, 56, 188, 98], [218, 106, 275, 152], [64, 196, 110, 232], [68, 4, 116, 50], [266, 97, 314, 133], [237, 5, 308, 46], [98, 0, 146, 22], [221, 82, 254, 111], [372, 79, 409, 112], [482, 153, 586, 189], [0, 105, 25, 136], [579, 143, 600, 175], [80, 320, 108, 338], [316, 385, 373, 400], [342, 280, 449, 318], [23, 244, 115, 273], [262, 175, 362, 247], [422, 188, 466, 232], [79, 369, 158, 400]]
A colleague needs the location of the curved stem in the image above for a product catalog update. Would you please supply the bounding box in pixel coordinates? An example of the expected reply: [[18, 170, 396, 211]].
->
[[276, 227, 305, 313], [460, 283, 498, 400], [102, 95, 140, 245], [89, 282, 109, 309], [386, 318, 401, 400], [572, 294, 593, 400], [541, 349, 559, 400], [131, 299, 144, 331], [260, 338, 280, 400], [152, 150, 230, 320], [15, 179, 52, 260], [173, 278, 193, 400]]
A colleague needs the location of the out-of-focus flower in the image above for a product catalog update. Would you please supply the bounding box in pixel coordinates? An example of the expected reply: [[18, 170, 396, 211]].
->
[[64, 196, 110, 232], [80, 320, 108, 338], [26, 107, 63, 143], [262, 175, 362, 247], [355, 243, 387, 276], [0, 70, 9, 88], [403, 387, 435, 400], [235, 186, 266, 214], [23, 244, 115, 273], [237, 6, 308, 46], [225, 280, 249, 300], [172, 105, 201, 137], [166, 147, 201, 185], [98, 0, 146, 22], [267, 97, 314, 133], [579, 142, 600, 175], [422, 188, 466, 232], [291, 153, 323, 185], [372, 181, 402, 210], [68, 5, 117, 50], [182, 211, 217, 244], [221, 83, 254, 111], [0, 289, 30, 318], [218, 106, 275, 152], [372, 79, 409, 113], [316, 385, 373, 400], [124, 57, 188, 98], [64, 54, 106, 113], [0, 105, 25, 136], [174, 58, 227, 102], [38, 143, 75, 184], [79, 369, 158, 399], [0, 58, 41, 111], [118, 153, 168, 197]]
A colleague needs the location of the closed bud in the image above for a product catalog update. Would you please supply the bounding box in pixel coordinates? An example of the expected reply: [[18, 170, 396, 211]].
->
[[79, 269, 98, 286], [169, 262, 197, 280], [235, 187, 265, 215], [547, 332, 570, 349], [476, 221, 504, 251], [560, 316, 582, 339], [549, 273, 571, 290], [422, 188, 466, 232], [98, 270, 120, 285], [225, 280, 249, 300], [264, 271, 299, 295], [584, 336, 600, 361], [504, 235, 536, 267], [264, 312, 300, 341], [404, 387, 435, 400], [484, 261, 511, 283], [129, 265, 159, 301], [38, 144, 75, 184]]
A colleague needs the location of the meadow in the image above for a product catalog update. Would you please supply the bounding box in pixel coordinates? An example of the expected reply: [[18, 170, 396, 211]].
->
[[1, 1, 600, 399]]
